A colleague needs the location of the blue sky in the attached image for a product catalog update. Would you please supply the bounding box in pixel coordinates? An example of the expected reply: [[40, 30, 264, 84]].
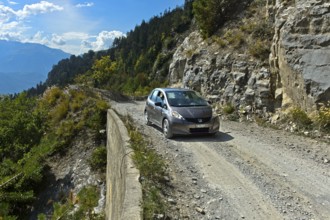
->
[[0, 0, 184, 55]]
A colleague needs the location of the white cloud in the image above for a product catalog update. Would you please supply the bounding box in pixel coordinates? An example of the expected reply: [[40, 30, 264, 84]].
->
[[0, 4, 16, 22], [75, 2, 94, 8], [7, 0, 18, 5], [61, 32, 90, 41], [0, 31, 21, 41], [51, 33, 65, 45], [0, 1, 125, 55], [16, 1, 63, 19], [90, 30, 124, 51]]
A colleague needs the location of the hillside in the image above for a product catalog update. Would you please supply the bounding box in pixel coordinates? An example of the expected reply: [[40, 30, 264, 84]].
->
[[0, 40, 70, 94]]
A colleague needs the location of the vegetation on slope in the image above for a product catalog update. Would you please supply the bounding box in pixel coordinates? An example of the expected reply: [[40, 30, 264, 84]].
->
[[0, 87, 108, 219]]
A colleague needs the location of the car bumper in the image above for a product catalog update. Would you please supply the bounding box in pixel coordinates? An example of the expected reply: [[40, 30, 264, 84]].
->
[[170, 116, 220, 136]]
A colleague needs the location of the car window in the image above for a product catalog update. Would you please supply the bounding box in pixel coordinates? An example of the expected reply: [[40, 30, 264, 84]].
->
[[166, 91, 208, 107], [156, 92, 165, 105], [150, 90, 159, 102]]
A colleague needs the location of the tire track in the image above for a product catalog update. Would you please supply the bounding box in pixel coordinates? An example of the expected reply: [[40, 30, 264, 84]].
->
[[179, 140, 283, 219]]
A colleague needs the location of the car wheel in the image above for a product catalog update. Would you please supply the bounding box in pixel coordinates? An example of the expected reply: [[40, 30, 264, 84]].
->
[[163, 118, 173, 139], [144, 110, 151, 125]]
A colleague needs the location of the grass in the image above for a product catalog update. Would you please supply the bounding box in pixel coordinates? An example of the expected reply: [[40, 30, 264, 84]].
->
[[122, 114, 168, 219], [222, 103, 235, 115]]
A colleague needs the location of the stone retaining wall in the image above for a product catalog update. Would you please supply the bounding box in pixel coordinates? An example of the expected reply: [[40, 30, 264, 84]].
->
[[105, 109, 142, 220]]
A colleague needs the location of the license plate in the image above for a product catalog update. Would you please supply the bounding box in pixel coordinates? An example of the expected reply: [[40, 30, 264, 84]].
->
[[196, 124, 208, 128]]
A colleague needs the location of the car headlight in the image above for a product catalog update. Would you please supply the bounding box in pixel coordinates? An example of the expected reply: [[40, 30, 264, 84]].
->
[[172, 111, 183, 119]]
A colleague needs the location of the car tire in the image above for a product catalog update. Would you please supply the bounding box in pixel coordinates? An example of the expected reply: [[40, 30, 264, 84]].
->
[[163, 118, 173, 139], [144, 110, 151, 125]]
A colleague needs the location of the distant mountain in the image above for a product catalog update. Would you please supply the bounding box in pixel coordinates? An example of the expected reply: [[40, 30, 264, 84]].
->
[[0, 40, 70, 94]]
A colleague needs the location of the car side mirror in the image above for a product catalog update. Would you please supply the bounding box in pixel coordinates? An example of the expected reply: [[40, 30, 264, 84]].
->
[[163, 104, 167, 109], [155, 102, 162, 107]]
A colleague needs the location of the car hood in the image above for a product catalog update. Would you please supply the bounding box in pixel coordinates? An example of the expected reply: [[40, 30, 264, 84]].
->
[[171, 106, 212, 118]]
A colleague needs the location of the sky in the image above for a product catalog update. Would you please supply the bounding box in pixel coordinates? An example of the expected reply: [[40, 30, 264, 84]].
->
[[0, 0, 184, 55]]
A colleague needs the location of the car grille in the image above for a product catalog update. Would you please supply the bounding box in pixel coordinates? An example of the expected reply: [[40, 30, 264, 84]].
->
[[190, 128, 210, 133], [185, 117, 211, 123]]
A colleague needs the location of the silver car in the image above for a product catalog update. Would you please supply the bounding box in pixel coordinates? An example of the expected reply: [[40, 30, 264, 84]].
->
[[144, 88, 220, 138]]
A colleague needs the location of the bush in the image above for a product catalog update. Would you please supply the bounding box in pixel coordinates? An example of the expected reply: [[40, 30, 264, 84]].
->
[[193, 0, 241, 38], [288, 107, 312, 129], [248, 39, 271, 60], [224, 30, 244, 48], [89, 146, 107, 172], [212, 36, 227, 47], [222, 103, 235, 115], [314, 103, 330, 131]]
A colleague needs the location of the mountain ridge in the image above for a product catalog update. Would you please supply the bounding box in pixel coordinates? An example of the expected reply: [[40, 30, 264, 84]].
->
[[0, 40, 70, 94]]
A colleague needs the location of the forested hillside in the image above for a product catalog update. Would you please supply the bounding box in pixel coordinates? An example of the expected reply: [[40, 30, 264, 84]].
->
[[28, 0, 193, 97]]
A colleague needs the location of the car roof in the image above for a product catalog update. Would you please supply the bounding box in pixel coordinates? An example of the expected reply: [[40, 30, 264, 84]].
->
[[157, 88, 193, 92]]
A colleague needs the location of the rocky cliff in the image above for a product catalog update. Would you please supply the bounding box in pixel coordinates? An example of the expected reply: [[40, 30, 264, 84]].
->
[[269, 0, 330, 111], [168, 0, 330, 114], [169, 31, 275, 115]]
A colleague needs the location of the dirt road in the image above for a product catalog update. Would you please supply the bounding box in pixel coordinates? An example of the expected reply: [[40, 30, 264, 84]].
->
[[110, 100, 330, 220]]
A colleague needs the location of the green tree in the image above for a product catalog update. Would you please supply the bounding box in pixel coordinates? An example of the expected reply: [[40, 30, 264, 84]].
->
[[193, 0, 241, 38]]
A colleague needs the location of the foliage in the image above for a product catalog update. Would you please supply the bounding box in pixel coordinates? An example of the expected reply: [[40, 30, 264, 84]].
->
[[193, 0, 243, 38], [288, 107, 313, 129], [77, 185, 100, 218], [89, 145, 107, 172], [313, 102, 330, 131], [41, 185, 102, 220], [222, 103, 235, 115], [223, 29, 244, 48], [0, 87, 108, 219], [248, 39, 271, 60]]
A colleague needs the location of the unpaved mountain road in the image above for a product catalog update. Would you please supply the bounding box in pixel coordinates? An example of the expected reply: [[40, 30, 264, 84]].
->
[[110, 100, 330, 220]]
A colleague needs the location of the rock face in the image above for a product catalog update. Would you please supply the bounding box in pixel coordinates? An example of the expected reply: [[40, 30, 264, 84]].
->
[[168, 0, 330, 113], [169, 31, 275, 113], [269, 0, 330, 111]]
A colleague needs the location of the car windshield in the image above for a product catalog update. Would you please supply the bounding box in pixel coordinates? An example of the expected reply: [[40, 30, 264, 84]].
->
[[166, 91, 208, 107]]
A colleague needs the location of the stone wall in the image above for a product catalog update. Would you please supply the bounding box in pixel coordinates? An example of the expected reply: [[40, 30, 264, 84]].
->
[[105, 109, 142, 220]]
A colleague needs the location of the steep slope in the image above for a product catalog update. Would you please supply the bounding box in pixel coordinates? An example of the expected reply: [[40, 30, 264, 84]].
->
[[0, 40, 70, 94]]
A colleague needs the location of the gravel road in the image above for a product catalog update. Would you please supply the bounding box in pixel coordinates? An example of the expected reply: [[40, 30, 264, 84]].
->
[[110, 100, 330, 220]]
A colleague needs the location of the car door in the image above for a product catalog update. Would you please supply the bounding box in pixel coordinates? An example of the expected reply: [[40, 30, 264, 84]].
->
[[153, 91, 165, 127], [146, 90, 159, 123]]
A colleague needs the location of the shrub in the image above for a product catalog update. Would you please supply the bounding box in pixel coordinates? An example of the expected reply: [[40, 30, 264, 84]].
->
[[50, 98, 70, 123], [224, 30, 244, 48], [248, 39, 271, 60], [288, 107, 312, 129], [222, 103, 235, 115], [212, 36, 227, 47], [89, 146, 107, 172], [42, 87, 64, 107], [314, 103, 330, 131]]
